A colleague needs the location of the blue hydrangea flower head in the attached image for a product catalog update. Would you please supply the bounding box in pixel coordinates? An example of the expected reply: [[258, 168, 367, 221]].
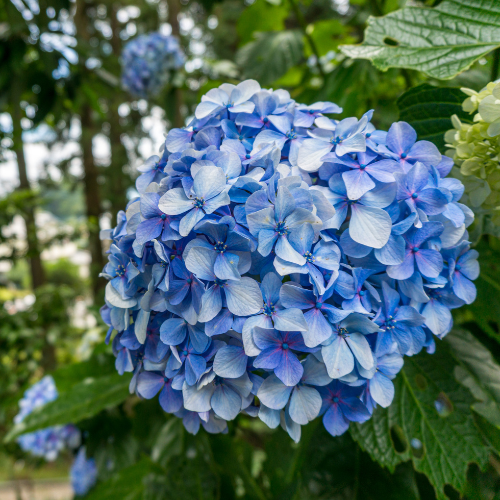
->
[[121, 33, 184, 98], [99, 80, 478, 441], [15, 376, 81, 461]]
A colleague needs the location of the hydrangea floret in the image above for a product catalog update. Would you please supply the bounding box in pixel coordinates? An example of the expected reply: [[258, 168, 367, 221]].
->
[[121, 32, 184, 98], [446, 80, 500, 227], [100, 80, 479, 441], [15, 376, 81, 460]]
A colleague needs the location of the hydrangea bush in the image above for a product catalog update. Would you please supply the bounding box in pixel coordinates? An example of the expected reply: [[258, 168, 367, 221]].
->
[[100, 80, 479, 441], [15, 376, 81, 460], [446, 80, 500, 227], [121, 32, 184, 98]]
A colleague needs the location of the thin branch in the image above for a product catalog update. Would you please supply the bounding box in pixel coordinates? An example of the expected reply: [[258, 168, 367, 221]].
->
[[288, 0, 326, 79]]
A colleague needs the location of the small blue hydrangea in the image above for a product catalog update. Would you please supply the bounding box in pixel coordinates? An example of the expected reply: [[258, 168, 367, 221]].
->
[[121, 32, 184, 98], [15, 376, 81, 460], [100, 80, 479, 442], [71, 447, 98, 496]]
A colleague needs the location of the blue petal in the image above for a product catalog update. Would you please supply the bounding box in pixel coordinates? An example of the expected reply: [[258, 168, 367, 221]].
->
[[275, 351, 304, 386], [302, 308, 333, 348], [289, 385, 322, 425], [160, 317, 187, 346], [323, 404, 349, 436], [213, 345, 248, 378], [137, 372, 164, 399], [257, 374, 293, 409], [211, 384, 241, 420], [273, 308, 308, 332], [159, 382, 183, 413], [184, 354, 207, 386], [224, 277, 263, 316], [322, 336, 354, 379]]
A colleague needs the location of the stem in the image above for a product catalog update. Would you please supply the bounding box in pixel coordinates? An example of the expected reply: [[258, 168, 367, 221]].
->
[[285, 418, 319, 485], [491, 48, 500, 82], [288, 0, 325, 79], [401, 68, 413, 89], [352, 445, 360, 499]]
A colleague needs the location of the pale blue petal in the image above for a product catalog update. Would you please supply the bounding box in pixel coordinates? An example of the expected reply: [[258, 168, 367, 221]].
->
[[257, 374, 293, 409]]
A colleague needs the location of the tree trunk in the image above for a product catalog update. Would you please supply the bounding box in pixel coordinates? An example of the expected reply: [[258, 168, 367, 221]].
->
[[12, 81, 56, 370], [11, 84, 46, 290], [108, 4, 130, 223], [75, 0, 105, 300], [168, 0, 184, 128], [81, 103, 105, 299]]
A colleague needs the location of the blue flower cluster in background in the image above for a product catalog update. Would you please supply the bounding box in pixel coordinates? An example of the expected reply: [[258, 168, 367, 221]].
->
[[15, 376, 98, 495], [100, 80, 479, 441], [15, 376, 81, 460], [121, 32, 184, 98], [71, 447, 98, 497]]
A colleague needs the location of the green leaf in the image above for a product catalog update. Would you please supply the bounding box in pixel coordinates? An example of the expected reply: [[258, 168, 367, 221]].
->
[[237, 30, 304, 86], [351, 341, 489, 499], [5, 373, 130, 442], [458, 241, 500, 342], [306, 19, 351, 57], [237, 0, 289, 45], [446, 329, 500, 427], [397, 84, 473, 152], [151, 418, 184, 467], [51, 351, 116, 394], [85, 458, 159, 500], [340, 0, 500, 80]]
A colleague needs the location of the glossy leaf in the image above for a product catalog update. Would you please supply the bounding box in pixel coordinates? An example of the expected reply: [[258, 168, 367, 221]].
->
[[397, 84, 473, 152], [340, 0, 500, 79], [446, 329, 500, 427], [350, 341, 489, 499], [237, 30, 304, 86], [5, 373, 130, 442]]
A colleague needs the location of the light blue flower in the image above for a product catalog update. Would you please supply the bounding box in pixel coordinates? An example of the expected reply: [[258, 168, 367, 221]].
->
[[159, 166, 230, 236], [319, 381, 371, 436], [321, 314, 378, 379], [246, 186, 321, 264], [297, 111, 372, 171]]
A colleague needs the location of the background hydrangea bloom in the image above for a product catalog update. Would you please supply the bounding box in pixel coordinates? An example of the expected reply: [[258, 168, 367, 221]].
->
[[121, 33, 184, 98], [15, 376, 81, 461], [71, 447, 98, 496], [100, 80, 478, 441]]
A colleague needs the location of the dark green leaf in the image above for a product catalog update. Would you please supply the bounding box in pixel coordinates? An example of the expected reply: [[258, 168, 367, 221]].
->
[[458, 241, 500, 342], [397, 84, 472, 151], [5, 373, 131, 442], [51, 351, 116, 394], [85, 458, 159, 500], [151, 418, 184, 467], [237, 30, 304, 86], [351, 341, 489, 499], [446, 329, 500, 427], [340, 0, 500, 79]]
